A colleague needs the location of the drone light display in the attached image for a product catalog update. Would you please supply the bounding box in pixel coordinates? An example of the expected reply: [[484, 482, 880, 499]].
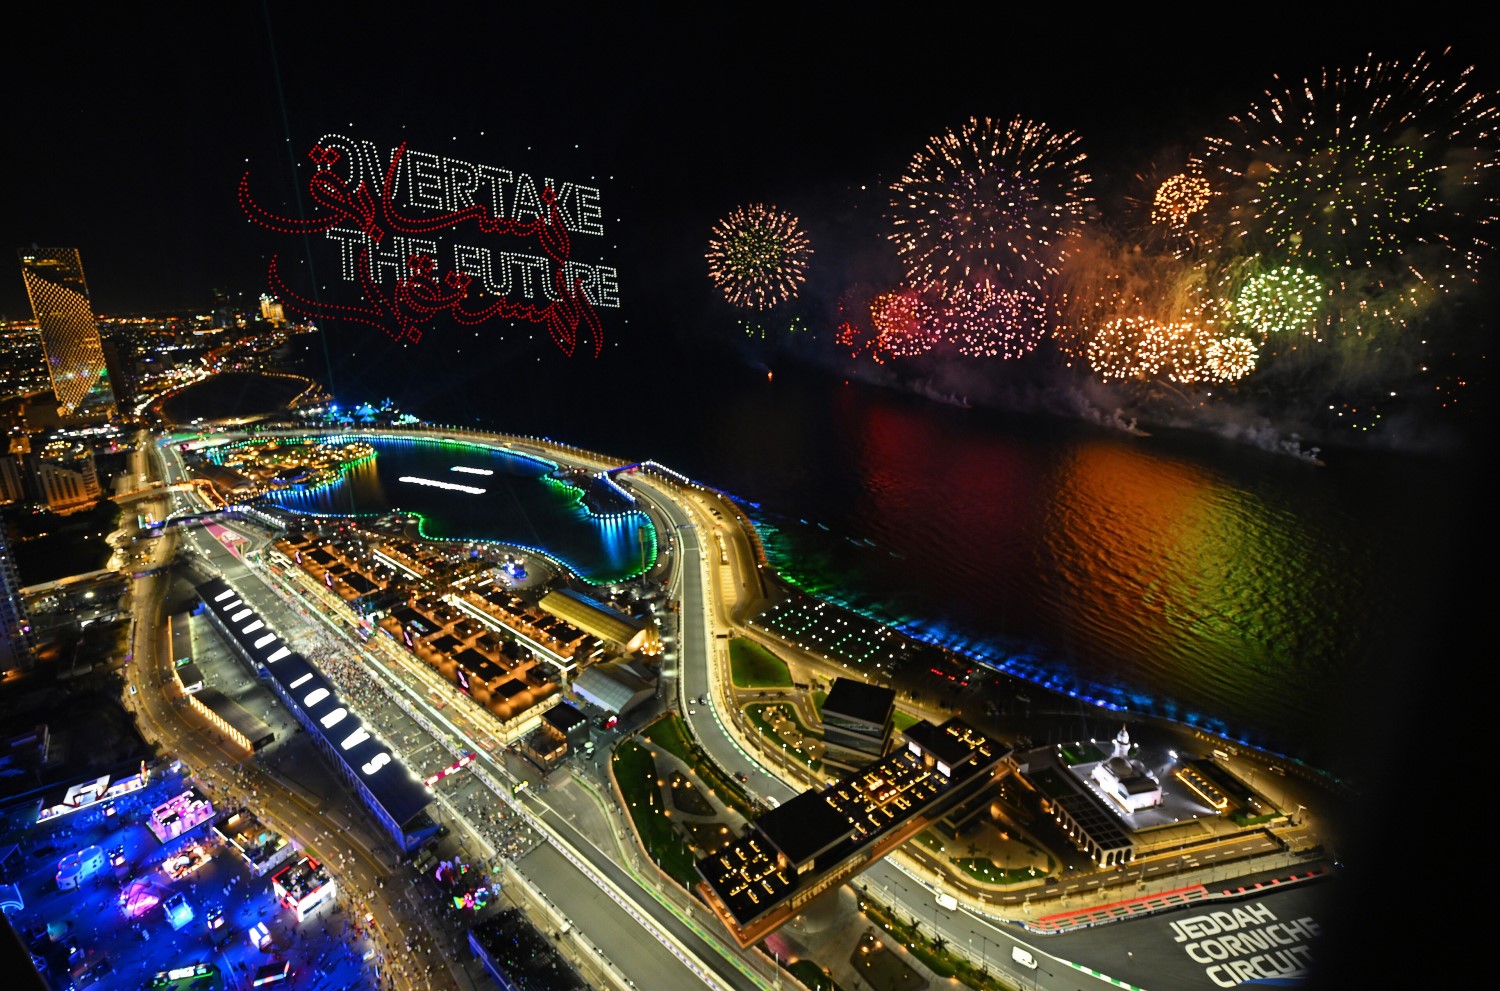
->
[[240, 133, 620, 356]]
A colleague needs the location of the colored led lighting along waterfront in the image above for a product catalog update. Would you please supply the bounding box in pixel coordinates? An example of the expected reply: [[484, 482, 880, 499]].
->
[[244, 432, 658, 584]]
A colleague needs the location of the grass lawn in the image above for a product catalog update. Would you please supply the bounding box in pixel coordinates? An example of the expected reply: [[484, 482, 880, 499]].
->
[[612, 741, 698, 885], [788, 960, 848, 991], [730, 637, 793, 688], [641, 713, 760, 819], [744, 702, 822, 772], [1057, 741, 1105, 766], [955, 857, 1050, 885], [668, 771, 715, 815], [861, 894, 1005, 990], [915, 830, 953, 856], [893, 709, 922, 733], [642, 712, 695, 762]]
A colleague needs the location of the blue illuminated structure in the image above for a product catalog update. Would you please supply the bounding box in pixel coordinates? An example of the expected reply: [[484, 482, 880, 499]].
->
[[163, 892, 194, 930]]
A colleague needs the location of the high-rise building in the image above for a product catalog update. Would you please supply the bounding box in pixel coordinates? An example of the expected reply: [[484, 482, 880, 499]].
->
[[33, 440, 101, 513], [17, 248, 117, 421], [259, 293, 286, 327], [211, 287, 236, 329], [0, 520, 34, 671], [0, 455, 26, 504], [98, 333, 139, 414]]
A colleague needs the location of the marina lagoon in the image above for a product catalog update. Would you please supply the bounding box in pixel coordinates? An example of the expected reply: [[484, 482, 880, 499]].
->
[[223, 434, 657, 584]]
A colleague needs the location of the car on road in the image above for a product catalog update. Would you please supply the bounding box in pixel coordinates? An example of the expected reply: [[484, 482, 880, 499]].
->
[[735, 772, 749, 782]]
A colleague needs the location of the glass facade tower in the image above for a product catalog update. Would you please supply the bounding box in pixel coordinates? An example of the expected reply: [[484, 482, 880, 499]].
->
[[17, 247, 117, 420]]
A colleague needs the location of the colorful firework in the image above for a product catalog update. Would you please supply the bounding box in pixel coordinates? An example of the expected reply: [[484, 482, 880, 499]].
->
[[1156, 320, 1235, 384], [1050, 231, 1202, 363], [941, 284, 1048, 359], [1150, 173, 1213, 231], [835, 321, 865, 358], [1204, 336, 1259, 381], [1084, 316, 1239, 385], [1086, 316, 1161, 381], [834, 283, 882, 358], [738, 315, 808, 340], [887, 116, 1092, 292], [1234, 265, 1324, 337], [706, 203, 813, 309], [870, 289, 938, 359], [1193, 49, 1499, 289]]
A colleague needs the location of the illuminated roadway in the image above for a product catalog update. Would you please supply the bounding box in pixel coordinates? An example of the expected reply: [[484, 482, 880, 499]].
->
[[121, 434, 444, 991], [618, 464, 1330, 991], [150, 425, 1334, 991], [157, 426, 1141, 991], [153, 432, 767, 991]]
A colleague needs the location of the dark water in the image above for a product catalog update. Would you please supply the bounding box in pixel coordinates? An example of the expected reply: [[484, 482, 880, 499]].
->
[[249, 435, 655, 584], [292, 338, 1480, 777]]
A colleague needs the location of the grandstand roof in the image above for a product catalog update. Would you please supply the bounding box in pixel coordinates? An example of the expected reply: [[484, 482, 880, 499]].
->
[[195, 577, 432, 828], [538, 589, 658, 654]]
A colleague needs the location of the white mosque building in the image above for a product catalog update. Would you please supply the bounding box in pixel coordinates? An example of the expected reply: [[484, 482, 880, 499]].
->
[[1090, 724, 1163, 813]]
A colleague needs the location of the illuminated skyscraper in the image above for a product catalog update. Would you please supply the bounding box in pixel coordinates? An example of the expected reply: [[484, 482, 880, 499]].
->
[[17, 248, 117, 420], [259, 293, 286, 327]]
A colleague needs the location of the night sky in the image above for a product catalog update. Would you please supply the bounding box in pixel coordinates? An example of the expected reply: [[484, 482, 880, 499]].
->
[[5, 7, 1474, 328]]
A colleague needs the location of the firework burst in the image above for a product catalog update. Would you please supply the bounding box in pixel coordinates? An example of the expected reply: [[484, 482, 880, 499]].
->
[[1204, 336, 1259, 381], [1085, 316, 1242, 385], [706, 203, 813, 309], [1193, 49, 1500, 290], [941, 284, 1048, 359], [1233, 264, 1325, 337], [870, 288, 939, 359], [1151, 173, 1213, 233], [887, 116, 1092, 293]]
